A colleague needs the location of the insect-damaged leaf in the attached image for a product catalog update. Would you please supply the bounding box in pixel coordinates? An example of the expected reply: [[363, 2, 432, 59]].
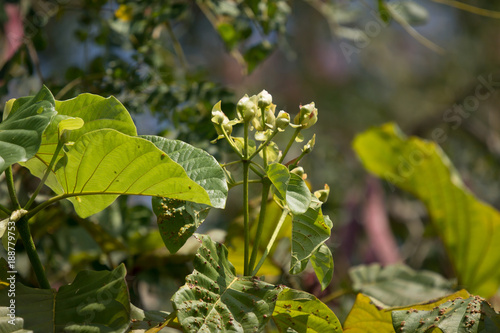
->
[[171, 235, 281, 332]]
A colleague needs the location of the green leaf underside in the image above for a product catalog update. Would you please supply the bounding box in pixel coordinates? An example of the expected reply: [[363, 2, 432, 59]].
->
[[267, 163, 289, 200], [343, 290, 471, 333], [142, 135, 228, 209], [52, 129, 211, 217], [353, 123, 500, 298], [153, 197, 209, 253], [272, 288, 342, 333], [349, 264, 454, 307], [310, 244, 334, 291], [0, 265, 130, 332], [22, 94, 137, 180], [286, 174, 311, 215], [0, 87, 56, 173], [290, 198, 332, 275], [171, 235, 281, 332], [391, 295, 500, 333]]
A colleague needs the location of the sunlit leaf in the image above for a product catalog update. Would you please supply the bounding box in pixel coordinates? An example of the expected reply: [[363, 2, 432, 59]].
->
[[171, 235, 281, 332], [0, 265, 130, 332], [343, 290, 471, 333], [52, 129, 211, 218], [353, 123, 500, 298], [286, 173, 311, 215], [0, 86, 56, 173], [349, 264, 454, 307], [22, 93, 137, 195], [267, 163, 290, 200], [272, 287, 342, 332]]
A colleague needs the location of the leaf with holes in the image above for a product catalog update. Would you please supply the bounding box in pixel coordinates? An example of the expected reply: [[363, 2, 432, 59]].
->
[[310, 244, 334, 291], [171, 235, 282, 332], [353, 123, 500, 298], [391, 295, 500, 332], [153, 197, 210, 253], [0, 86, 56, 173], [272, 287, 342, 333], [290, 198, 332, 275], [343, 290, 471, 333], [0, 264, 130, 332], [349, 264, 454, 307], [50, 129, 211, 218]]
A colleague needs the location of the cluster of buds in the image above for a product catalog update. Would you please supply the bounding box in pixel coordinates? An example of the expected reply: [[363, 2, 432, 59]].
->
[[211, 101, 233, 139]]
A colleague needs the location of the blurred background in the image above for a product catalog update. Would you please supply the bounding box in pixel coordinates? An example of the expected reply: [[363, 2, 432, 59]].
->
[[1, 0, 500, 321]]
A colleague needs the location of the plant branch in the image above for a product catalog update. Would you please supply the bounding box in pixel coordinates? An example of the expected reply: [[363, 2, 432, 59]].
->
[[248, 178, 271, 273], [24, 141, 64, 210], [16, 216, 50, 289], [0, 203, 11, 215], [279, 127, 301, 163], [249, 129, 278, 161], [242, 122, 251, 275], [5, 167, 21, 209], [251, 207, 290, 276]]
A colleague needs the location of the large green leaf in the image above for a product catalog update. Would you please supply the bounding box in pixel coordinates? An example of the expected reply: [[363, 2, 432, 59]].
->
[[267, 164, 311, 215], [21, 93, 137, 196], [353, 123, 500, 298], [52, 129, 211, 217], [0, 265, 130, 332], [267, 163, 289, 200], [343, 290, 470, 333], [290, 198, 332, 275], [0, 87, 56, 173], [142, 136, 228, 209], [171, 235, 281, 332], [349, 264, 454, 307], [391, 294, 500, 332], [272, 287, 342, 333]]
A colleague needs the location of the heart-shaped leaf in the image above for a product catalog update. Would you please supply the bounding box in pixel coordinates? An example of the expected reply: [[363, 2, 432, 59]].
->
[[0, 264, 130, 332], [171, 235, 281, 332], [52, 129, 211, 217], [0, 86, 56, 173], [353, 123, 500, 298], [21, 93, 137, 194], [272, 287, 342, 332]]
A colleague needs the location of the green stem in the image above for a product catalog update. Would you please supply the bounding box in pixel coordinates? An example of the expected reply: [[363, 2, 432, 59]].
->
[[24, 142, 64, 210], [279, 127, 301, 163], [221, 126, 244, 159], [221, 160, 242, 168], [288, 150, 308, 170], [249, 161, 266, 177], [230, 179, 262, 187], [5, 167, 21, 209], [16, 216, 50, 289], [251, 207, 290, 276], [243, 122, 251, 276], [0, 203, 11, 215], [248, 178, 271, 273], [248, 130, 278, 161]]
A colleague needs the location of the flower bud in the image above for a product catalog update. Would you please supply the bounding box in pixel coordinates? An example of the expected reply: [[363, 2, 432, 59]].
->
[[290, 166, 304, 178], [293, 102, 318, 129], [314, 184, 330, 203], [275, 110, 290, 131], [302, 134, 315, 154], [237, 94, 257, 122], [264, 107, 276, 128], [211, 101, 226, 125], [257, 89, 272, 108]]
